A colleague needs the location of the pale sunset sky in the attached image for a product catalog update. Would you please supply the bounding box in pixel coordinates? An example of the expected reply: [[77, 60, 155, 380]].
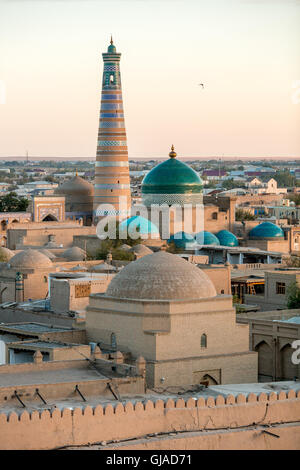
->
[[0, 0, 300, 159]]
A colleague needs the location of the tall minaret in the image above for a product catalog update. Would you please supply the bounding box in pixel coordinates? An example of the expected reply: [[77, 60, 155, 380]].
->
[[93, 37, 131, 223]]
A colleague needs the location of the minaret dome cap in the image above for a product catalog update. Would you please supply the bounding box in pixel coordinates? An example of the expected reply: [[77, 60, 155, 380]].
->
[[169, 145, 177, 159], [107, 35, 117, 53]]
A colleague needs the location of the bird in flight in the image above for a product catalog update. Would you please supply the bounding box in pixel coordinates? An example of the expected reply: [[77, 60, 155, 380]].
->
[[198, 83, 204, 88]]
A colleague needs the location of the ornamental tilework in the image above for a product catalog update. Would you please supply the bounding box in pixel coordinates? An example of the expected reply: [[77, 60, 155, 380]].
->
[[93, 40, 131, 222]]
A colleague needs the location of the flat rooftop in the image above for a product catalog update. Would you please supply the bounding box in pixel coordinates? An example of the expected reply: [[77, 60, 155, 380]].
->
[[238, 308, 300, 322], [0, 379, 299, 416], [0, 322, 73, 334]]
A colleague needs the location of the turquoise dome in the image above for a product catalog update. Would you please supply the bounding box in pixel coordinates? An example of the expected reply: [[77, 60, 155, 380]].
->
[[107, 43, 116, 53], [168, 231, 197, 250], [119, 216, 159, 236], [249, 222, 284, 239], [142, 146, 203, 206], [195, 231, 220, 246], [107, 38, 116, 54], [216, 230, 239, 247]]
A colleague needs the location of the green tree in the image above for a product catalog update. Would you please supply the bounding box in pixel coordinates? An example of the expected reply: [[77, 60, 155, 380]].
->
[[286, 281, 300, 309], [94, 221, 141, 260], [0, 192, 29, 212], [288, 194, 300, 207], [222, 179, 237, 190], [273, 171, 296, 188], [166, 241, 181, 254], [235, 208, 256, 221], [284, 256, 300, 268]]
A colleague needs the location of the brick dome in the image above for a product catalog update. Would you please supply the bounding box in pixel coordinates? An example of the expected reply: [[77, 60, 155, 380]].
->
[[105, 251, 216, 300], [10, 249, 53, 269]]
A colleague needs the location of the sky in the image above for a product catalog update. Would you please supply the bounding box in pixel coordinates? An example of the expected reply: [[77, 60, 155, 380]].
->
[[0, 0, 300, 159]]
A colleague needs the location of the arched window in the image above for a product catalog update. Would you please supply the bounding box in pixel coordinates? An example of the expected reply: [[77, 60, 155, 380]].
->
[[111, 332, 117, 350], [201, 333, 207, 348]]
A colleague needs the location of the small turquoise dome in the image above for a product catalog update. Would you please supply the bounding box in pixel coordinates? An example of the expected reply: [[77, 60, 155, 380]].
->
[[119, 216, 159, 237], [249, 222, 284, 239], [195, 231, 220, 246], [168, 231, 197, 250], [216, 230, 239, 247], [107, 43, 116, 53], [107, 37, 116, 53]]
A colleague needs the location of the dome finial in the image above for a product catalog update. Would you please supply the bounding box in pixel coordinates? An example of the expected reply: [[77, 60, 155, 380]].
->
[[169, 144, 177, 159], [110, 35, 113, 45]]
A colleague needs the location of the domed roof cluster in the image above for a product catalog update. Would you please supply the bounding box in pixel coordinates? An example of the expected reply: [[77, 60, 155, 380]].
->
[[119, 216, 159, 237], [215, 230, 239, 247], [166, 229, 239, 249], [55, 175, 94, 196], [63, 246, 86, 261], [105, 251, 216, 301], [9, 249, 53, 269], [249, 222, 284, 239], [142, 146, 203, 206]]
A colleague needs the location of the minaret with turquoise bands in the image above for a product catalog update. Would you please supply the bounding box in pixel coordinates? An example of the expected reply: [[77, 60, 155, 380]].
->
[[93, 37, 131, 222]]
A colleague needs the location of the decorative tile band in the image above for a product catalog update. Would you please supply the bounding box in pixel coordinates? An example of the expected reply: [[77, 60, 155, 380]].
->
[[97, 141, 127, 146], [95, 161, 129, 167], [100, 122, 125, 128], [101, 94, 122, 100], [100, 113, 124, 118], [142, 193, 204, 206], [95, 184, 130, 189], [104, 64, 119, 71], [100, 103, 123, 110]]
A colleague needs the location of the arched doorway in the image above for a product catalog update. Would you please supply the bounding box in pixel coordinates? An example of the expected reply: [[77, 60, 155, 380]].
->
[[200, 374, 218, 386], [0, 221, 7, 231], [42, 214, 58, 222], [280, 343, 298, 380], [255, 341, 273, 378]]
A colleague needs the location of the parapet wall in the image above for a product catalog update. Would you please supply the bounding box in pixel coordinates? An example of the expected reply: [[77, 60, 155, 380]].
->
[[0, 389, 299, 450]]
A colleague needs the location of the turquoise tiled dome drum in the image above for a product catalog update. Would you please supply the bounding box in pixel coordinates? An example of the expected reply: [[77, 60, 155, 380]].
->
[[216, 230, 239, 247], [119, 215, 159, 237], [249, 222, 284, 239], [142, 146, 203, 206], [168, 231, 197, 249], [195, 231, 221, 245]]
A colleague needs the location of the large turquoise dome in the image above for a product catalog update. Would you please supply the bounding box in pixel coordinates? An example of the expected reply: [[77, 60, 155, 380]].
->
[[216, 230, 239, 247], [249, 222, 284, 239], [142, 146, 203, 206], [195, 231, 220, 246], [168, 231, 197, 250], [119, 216, 159, 237]]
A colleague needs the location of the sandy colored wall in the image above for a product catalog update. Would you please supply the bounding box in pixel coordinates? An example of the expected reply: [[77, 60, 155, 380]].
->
[[247, 239, 290, 254], [7, 226, 96, 250], [0, 390, 299, 450]]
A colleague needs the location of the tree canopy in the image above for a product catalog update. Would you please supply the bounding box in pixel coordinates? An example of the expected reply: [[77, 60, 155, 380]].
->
[[273, 171, 296, 188], [286, 281, 300, 309], [235, 208, 256, 221], [0, 192, 29, 212]]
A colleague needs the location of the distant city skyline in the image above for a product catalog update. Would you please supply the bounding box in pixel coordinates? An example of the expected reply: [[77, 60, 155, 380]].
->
[[1, 0, 300, 159]]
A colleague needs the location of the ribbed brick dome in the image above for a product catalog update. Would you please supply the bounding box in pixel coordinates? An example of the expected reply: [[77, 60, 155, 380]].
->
[[10, 249, 52, 268], [105, 251, 216, 300]]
